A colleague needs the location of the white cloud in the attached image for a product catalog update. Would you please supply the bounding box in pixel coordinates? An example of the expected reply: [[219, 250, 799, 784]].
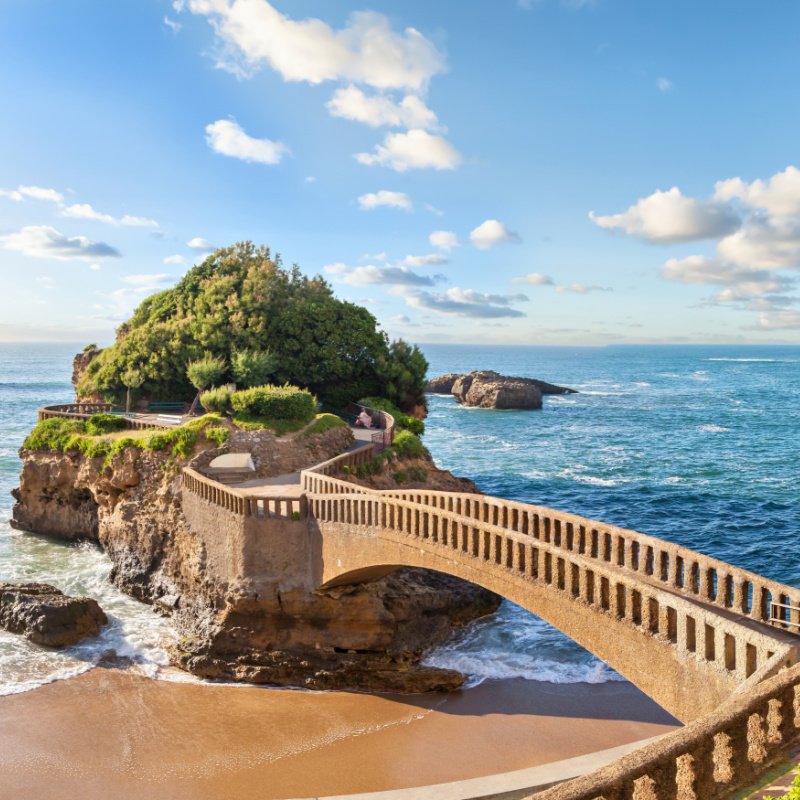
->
[[305, 175, 316, 183], [716, 215, 800, 271], [555, 283, 612, 294], [355, 129, 461, 172], [61, 203, 158, 228], [325, 263, 439, 287], [164, 15, 182, 32], [657, 77, 673, 93], [17, 185, 64, 204], [589, 187, 740, 244], [512, 272, 554, 285], [429, 230, 458, 251], [205, 119, 289, 165], [713, 166, 800, 217], [357, 190, 412, 210], [89, 263, 101, 271], [469, 219, 519, 250], [163, 254, 187, 265], [425, 203, 444, 216], [36, 276, 55, 290], [401, 286, 528, 318], [0, 225, 121, 260], [400, 253, 448, 267], [184, 2, 445, 92], [327, 86, 439, 130], [187, 237, 215, 252], [756, 309, 800, 330]]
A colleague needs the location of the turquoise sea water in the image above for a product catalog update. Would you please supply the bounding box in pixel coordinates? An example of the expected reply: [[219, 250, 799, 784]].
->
[[1, 342, 798, 692]]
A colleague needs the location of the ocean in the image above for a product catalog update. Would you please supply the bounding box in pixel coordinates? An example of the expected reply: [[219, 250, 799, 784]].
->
[[1, 342, 799, 694]]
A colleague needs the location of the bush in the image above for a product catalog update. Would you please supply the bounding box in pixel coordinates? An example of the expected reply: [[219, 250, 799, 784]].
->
[[200, 386, 233, 414], [24, 418, 86, 451], [230, 384, 315, 422], [85, 413, 127, 436], [231, 348, 277, 388], [205, 426, 229, 446], [187, 354, 227, 392], [358, 396, 424, 435], [392, 430, 426, 459], [144, 414, 222, 458]]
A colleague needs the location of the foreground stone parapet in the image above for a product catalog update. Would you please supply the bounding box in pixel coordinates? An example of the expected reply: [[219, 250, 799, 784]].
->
[[0, 582, 107, 647]]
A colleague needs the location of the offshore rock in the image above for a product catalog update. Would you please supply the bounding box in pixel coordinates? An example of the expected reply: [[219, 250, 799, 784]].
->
[[424, 373, 463, 394], [450, 370, 576, 409], [11, 426, 499, 691], [0, 582, 107, 647]]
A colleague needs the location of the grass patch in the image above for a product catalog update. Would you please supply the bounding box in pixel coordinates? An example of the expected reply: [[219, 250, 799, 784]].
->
[[301, 413, 347, 438], [232, 412, 310, 435], [85, 413, 127, 436], [394, 466, 427, 484]]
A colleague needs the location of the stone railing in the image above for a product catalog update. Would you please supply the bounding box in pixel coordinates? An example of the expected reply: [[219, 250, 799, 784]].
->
[[182, 467, 307, 520], [38, 402, 113, 421], [530, 660, 800, 800], [378, 489, 800, 634], [307, 491, 795, 689], [342, 402, 395, 449], [300, 445, 378, 495]]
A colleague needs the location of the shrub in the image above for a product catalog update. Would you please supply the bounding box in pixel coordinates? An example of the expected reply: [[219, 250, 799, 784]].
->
[[358, 396, 424, 435], [231, 348, 277, 388], [301, 413, 347, 438], [144, 414, 221, 458], [205, 426, 229, 446], [394, 466, 427, 484], [392, 430, 426, 459], [187, 354, 227, 392], [24, 418, 86, 451], [85, 413, 127, 436], [230, 384, 315, 422], [200, 386, 233, 414]]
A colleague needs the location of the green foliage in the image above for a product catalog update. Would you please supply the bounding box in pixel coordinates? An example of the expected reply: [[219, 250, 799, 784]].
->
[[187, 353, 227, 392], [200, 386, 233, 414], [122, 368, 144, 389], [231, 412, 310, 435], [392, 430, 427, 459], [394, 466, 427, 484], [76, 242, 424, 407], [85, 413, 127, 436], [358, 396, 425, 435], [83, 343, 98, 352], [230, 383, 315, 422], [301, 413, 347, 438], [764, 773, 800, 800], [231, 348, 277, 388], [356, 457, 384, 478], [24, 418, 86, 451], [205, 426, 229, 446]]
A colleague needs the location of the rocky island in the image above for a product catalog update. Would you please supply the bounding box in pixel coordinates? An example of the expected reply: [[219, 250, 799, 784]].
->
[[426, 370, 577, 409], [11, 243, 500, 692]]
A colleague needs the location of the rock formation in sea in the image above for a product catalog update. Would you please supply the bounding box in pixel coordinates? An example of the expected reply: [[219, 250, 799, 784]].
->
[[11, 424, 499, 691], [0, 583, 107, 647], [426, 371, 576, 409]]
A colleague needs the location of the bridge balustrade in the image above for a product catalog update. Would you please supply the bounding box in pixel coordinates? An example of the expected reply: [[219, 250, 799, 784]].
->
[[379, 489, 800, 634]]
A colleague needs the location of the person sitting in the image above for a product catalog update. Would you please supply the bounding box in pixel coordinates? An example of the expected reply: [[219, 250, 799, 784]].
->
[[355, 409, 373, 428]]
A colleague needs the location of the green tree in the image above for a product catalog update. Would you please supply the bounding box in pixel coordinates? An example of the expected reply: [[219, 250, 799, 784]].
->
[[377, 339, 429, 412], [187, 354, 226, 414], [121, 367, 145, 413], [231, 348, 277, 388]]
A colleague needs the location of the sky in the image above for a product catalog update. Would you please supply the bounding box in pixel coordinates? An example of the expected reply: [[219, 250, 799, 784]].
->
[[1, 0, 800, 346]]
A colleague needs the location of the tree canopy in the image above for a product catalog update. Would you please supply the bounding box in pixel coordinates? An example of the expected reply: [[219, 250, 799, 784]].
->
[[79, 242, 428, 410]]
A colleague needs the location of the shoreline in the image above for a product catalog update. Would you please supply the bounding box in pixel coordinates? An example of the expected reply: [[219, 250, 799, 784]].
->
[[0, 669, 678, 800]]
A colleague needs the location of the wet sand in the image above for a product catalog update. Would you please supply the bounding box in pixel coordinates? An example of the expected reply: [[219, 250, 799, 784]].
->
[[0, 670, 678, 799]]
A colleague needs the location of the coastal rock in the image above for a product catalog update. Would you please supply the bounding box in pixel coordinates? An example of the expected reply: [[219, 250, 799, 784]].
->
[[424, 373, 462, 394], [12, 426, 499, 692], [453, 371, 543, 409], [0, 582, 107, 647]]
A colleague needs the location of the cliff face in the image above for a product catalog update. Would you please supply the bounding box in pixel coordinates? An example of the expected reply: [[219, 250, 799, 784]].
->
[[11, 429, 499, 691]]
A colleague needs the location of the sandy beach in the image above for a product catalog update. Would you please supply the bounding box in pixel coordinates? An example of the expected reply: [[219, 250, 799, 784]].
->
[[0, 670, 678, 799]]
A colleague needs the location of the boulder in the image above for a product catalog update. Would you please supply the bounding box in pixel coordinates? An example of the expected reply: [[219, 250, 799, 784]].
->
[[0, 583, 107, 648], [424, 373, 463, 394]]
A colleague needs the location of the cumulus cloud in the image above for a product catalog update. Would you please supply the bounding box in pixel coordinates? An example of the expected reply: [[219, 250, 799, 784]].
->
[[324, 263, 440, 287], [355, 129, 462, 172], [184, 1, 444, 91], [187, 237, 215, 252], [163, 254, 187, 265], [0, 225, 121, 260], [716, 215, 800, 271], [400, 286, 529, 318], [589, 187, 740, 244], [400, 253, 448, 267], [512, 272, 554, 285], [61, 203, 158, 228], [429, 230, 458, 251], [714, 166, 800, 217], [205, 119, 289, 165], [357, 190, 412, 210], [469, 219, 519, 250], [756, 309, 800, 330], [327, 86, 439, 130], [0, 185, 65, 204]]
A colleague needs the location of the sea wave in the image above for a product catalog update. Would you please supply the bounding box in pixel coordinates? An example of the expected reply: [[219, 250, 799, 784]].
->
[[698, 424, 731, 433]]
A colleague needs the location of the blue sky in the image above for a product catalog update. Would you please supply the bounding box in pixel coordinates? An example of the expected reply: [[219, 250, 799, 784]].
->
[[2, 0, 800, 345]]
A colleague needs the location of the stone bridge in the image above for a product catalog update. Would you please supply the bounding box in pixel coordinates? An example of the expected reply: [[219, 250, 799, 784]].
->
[[181, 442, 800, 799]]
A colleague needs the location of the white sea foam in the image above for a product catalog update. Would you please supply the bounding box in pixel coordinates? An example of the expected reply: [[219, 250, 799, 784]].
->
[[706, 358, 796, 363], [698, 425, 731, 433]]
